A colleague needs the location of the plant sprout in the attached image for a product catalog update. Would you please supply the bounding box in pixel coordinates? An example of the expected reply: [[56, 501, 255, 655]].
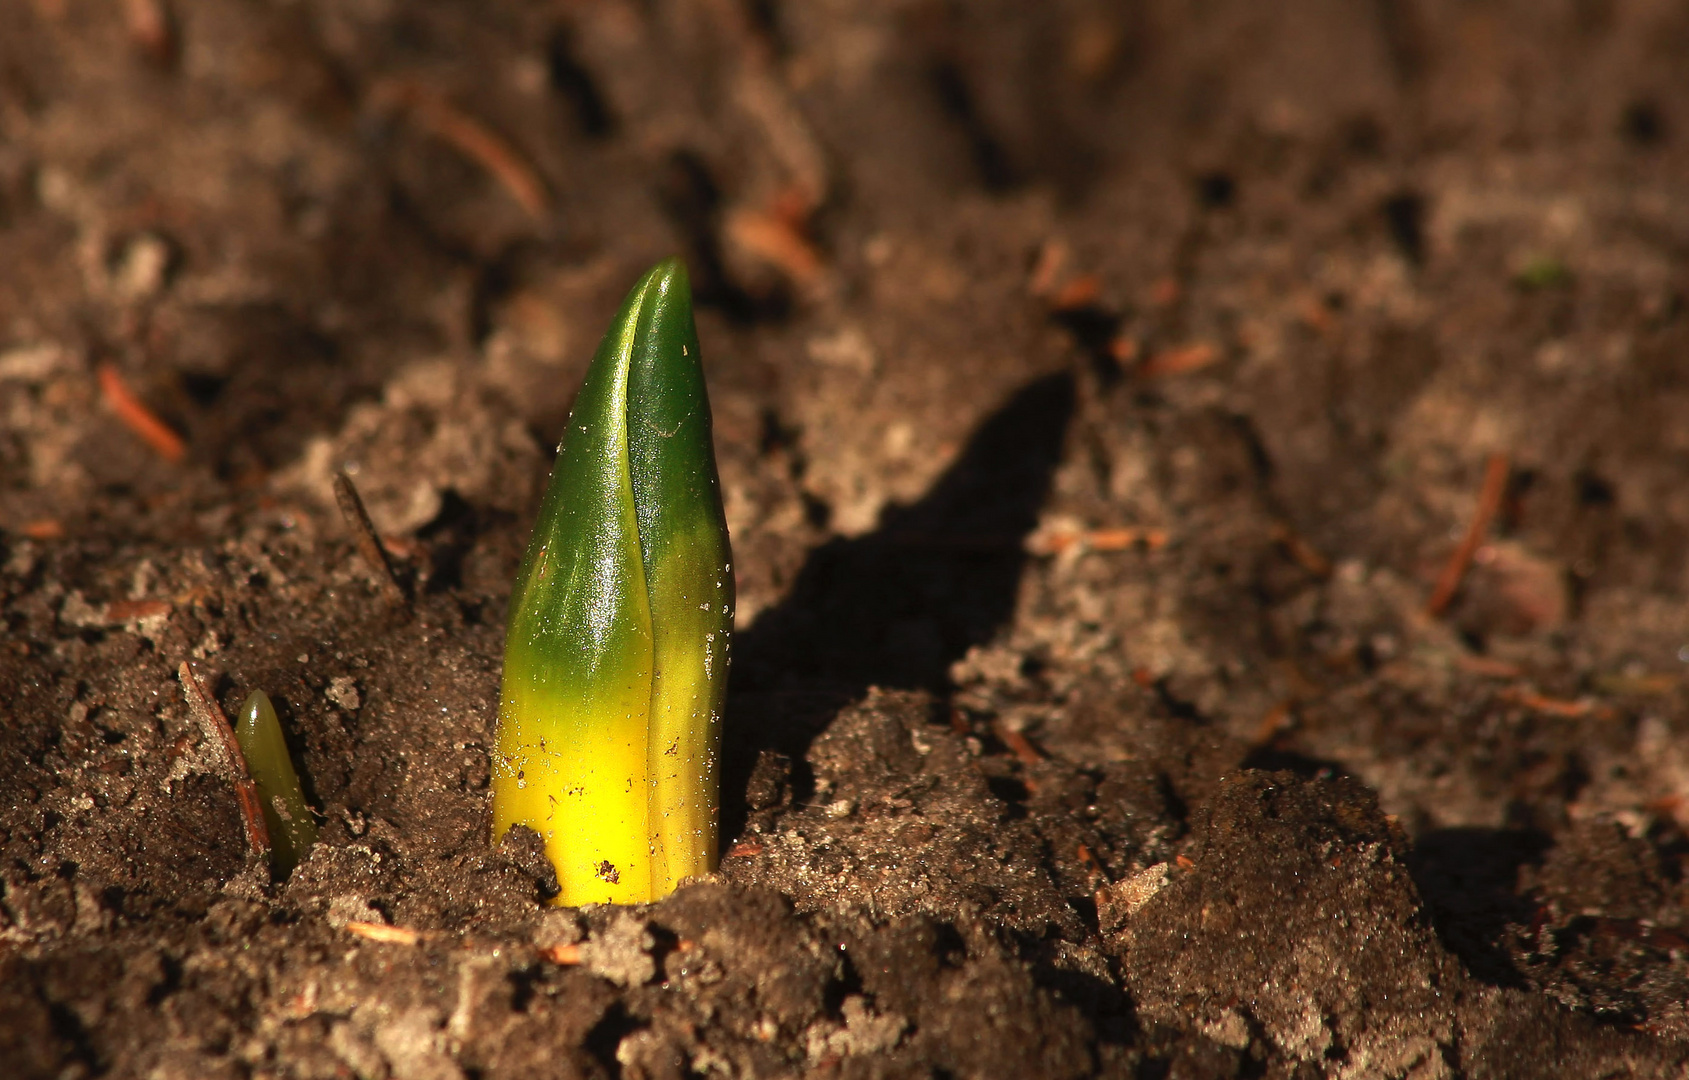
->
[[493, 258, 733, 905], [234, 690, 319, 876]]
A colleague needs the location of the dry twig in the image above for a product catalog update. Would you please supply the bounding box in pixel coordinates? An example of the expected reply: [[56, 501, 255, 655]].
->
[[333, 471, 408, 607], [177, 661, 270, 858]]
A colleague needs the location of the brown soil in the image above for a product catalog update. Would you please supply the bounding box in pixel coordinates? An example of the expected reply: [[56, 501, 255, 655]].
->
[[5, 2, 1689, 1077]]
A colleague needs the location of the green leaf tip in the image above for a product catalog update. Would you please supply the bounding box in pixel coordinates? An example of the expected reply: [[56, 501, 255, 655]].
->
[[494, 257, 734, 905], [235, 689, 319, 878]]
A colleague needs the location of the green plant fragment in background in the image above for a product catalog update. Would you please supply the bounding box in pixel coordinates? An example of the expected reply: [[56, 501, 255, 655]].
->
[[1514, 256, 1573, 290]]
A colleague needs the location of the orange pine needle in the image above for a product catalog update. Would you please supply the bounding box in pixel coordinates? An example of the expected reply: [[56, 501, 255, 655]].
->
[[1453, 654, 1523, 679], [726, 207, 822, 283], [1427, 453, 1509, 616], [1028, 241, 1070, 297], [1026, 525, 1167, 555], [1137, 342, 1220, 379], [1076, 843, 1109, 884], [121, 0, 174, 63], [996, 724, 1045, 767], [1269, 522, 1332, 578], [372, 81, 550, 219], [1498, 687, 1599, 719], [1254, 701, 1294, 743], [98, 363, 186, 463], [1086, 527, 1168, 551], [1050, 274, 1102, 311], [344, 921, 421, 945], [105, 600, 172, 621], [541, 943, 582, 964]]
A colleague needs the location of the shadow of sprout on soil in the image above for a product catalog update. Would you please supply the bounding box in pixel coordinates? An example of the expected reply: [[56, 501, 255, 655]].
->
[[725, 369, 1077, 836], [718, 368, 1145, 1028]]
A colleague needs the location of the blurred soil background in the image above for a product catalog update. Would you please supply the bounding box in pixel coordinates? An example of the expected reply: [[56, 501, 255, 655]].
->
[[5, 1, 1689, 1076]]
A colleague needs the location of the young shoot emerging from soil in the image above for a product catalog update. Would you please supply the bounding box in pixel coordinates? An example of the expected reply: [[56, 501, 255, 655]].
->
[[235, 690, 319, 877], [493, 258, 734, 905]]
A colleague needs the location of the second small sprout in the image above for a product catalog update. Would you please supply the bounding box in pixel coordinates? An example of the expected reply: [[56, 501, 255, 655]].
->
[[234, 690, 318, 877]]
